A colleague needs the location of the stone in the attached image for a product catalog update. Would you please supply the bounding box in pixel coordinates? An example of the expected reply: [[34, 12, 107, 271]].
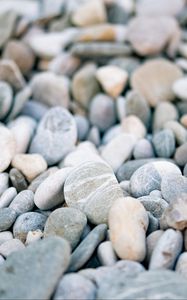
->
[[49, 52, 81, 77], [153, 102, 179, 132], [173, 77, 187, 101], [133, 139, 154, 159], [175, 142, 187, 166], [146, 230, 164, 264], [138, 196, 168, 218], [30, 72, 70, 108], [0, 11, 18, 49], [0, 208, 17, 232], [54, 273, 96, 300], [0, 81, 13, 121], [9, 168, 28, 192], [109, 197, 148, 262], [121, 116, 146, 140], [0, 125, 16, 172], [9, 190, 34, 216], [176, 252, 187, 278], [40, 0, 64, 18], [72, 63, 100, 109], [64, 161, 123, 224], [131, 59, 183, 107], [68, 224, 107, 272], [0, 237, 70, 300], [13, 212, 47, 242], [152, 129, 175, 158], [29, 107, 77, 165], [180, 114, 187, 128], [127, 17, 181, 57], [0, 173, 9, 197], [130, 161, 181, 197], [0, 187, 17, 209], [96, 65, 128, 98], [3, 40, 35, 75], [0, 231, 13, 246], [147, 212, 159, 235], [125, 90, 151, 128], [161, 174, 187, 203], [149, 229, 183, 270], [74, 115, 90, 141], [101, 133, 137, 172], [89, 94, 116, 132], [0, 239, 25, 258], [102, 125, 122, 145], [21, 101, 48, 122], [28, 167, 58, 193], [97, 241, 117, 266], [71, 0, 107, 27], [25, 229, 43, 245], [44, 207, 87, 250], [87, 126, 100, 147], [12, 154, 47, 182], [164, 121, 187, 145], [137, 0, 185, 17], [34, 168, 72, 210]]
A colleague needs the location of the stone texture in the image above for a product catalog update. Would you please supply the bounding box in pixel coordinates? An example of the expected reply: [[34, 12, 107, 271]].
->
[[138, 196, 168, 218], [133, 139, 154, 159], [0, 11, 18, 49], [121, 115, 146, 140], [152, 129, 175, 158], [9, 190, 34, 216], [161, 174, 187, 203], [0, 60, 25, 91], [9, 168, 28, 192], [0, 81, 13, 121], [175, 142, 187, 166], [137, 0, 185, 17]]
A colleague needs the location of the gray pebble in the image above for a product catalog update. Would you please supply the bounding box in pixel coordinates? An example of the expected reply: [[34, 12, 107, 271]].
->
[[0, 238, 25, 258], [175, 142, 187, 166], [13, 212, 47, 242], [0, 208, 17, 232], [21, 100, 48, 121], [0, 173, 9, 197], [139, 196, 168, 218], [0, 81, 13, 120], [0, 255, 4, 265], [9, 190, 34, 216], [87, 126, 101, 147], [133, 138, 154, 159], [161, 174, 187, 203], [150, 190, 162, 198], [97, 241, 117, 266], [176, 252, 187, 278], [147, 212, 159, 235], [183, 163, 187, 176], [74, 114, 89, 141], [153, 102, 178, 132], [9, 168, 28, 192], [164, 120, 187, 146], [0, 231, 13, 246], [0, 187, 17, 208], [28, 167, 58, 193], [119, 180, 131, 195], [146, 230, 164, 264], [152, 129, 175, 158], [102, 125, 121, 145]]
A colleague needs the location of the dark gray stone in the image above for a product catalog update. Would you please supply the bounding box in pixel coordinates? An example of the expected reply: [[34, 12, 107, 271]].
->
[[9, 168, 28, 192], [74, 115, 90, 141], [147, 212, 159, 235], [0, 208, 17, 232], [139, 196, 168, 218]]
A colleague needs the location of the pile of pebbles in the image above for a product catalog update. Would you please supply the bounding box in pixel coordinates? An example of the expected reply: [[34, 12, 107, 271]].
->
[[1, 0, 187, 299]]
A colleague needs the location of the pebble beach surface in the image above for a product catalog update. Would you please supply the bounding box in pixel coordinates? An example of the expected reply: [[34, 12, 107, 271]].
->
[[1, 0, 187, 299]]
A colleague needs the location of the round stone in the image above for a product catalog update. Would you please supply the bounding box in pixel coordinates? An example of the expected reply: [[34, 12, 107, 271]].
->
[[29, 107, 77, 165], [0, 81, 13, 120], [138, 196, 168, 218], [74, 115, 89, 141], [175, 142, 187, 166], [0, 208, 17, 232], [9, 190, 34, 216], [152, 129, 175, 158], [0, 125, 16, 172], [44, 207, 87, 250], [133, 139, 154, 159]]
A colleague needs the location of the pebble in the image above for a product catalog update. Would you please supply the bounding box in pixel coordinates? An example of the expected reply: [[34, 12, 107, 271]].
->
[[0, 81, 13, 120], [74, 115, 90, 141], [28, 166, 58, 193], [121, 115, 146, 140], [0, 239, 25, 258], [96, 65, 128, 98], [9, 190, 34, 216], [146, 230, 164, 264], [49, 52, 81, 77], [0, 255, 5, 265], [102, 125, 122, 145], [97, 241, 117, 266], [180, 114, 187, 128], [161, 174, 187, 203], [72, 63, 100, 109], [137, 0, 185, 17], [68, 224, 107, 272], [0, 173, 9, 197], [149, 229, 183, 270], [175, 142, 187, 166], [30, 72, 70, 108], [54, 273, 96, 300], [0, 11, 18, 49], [109, 197, 149, 262], [29, 107, 77, 165], [101, 133, 137, 172], [138, 196, 168, 219], [21, 101, 48, 122], [64, 161, 123, 224], [34, 167, 72, 210], [173, 77, 187, 101], [25, 229, 43, 245], [176, 252, 187, 278], [0, 208, 17, 232], [147, 212, 159, 235], [9, 168, 28, 192], [164, 120, 187, 145], [87, 126, 100, 147], [153, 102, 179, 132], [152, 129, 175, 158], [133, 139, 154, 159], [89, 94, 116, 132], [0, 187, 17, 208], [131, 59, 183, 107], [0, 237, 70, 300], [130, 161, 181, 197], [0, 231, 13, 246], [0, 125, 16, 172], [44, 207, 87, 250], [12, 153, 47, 182], [13, 212, 47, 242]]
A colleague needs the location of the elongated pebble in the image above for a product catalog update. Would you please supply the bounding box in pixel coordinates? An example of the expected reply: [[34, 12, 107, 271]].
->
[[0, 187, 17, 208], [9, 190, 34, 216], [0, 208, 17, 232]]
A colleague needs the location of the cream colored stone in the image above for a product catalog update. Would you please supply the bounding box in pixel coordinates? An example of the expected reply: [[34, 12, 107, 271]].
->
[[121, 115, 146, 139]]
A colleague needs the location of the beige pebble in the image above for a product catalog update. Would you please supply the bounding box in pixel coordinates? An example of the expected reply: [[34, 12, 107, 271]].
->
[[121, 115, 146, 139], [0, 59, 25, 91]]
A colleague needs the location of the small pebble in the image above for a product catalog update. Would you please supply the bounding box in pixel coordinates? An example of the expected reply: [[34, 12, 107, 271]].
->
[[0, 238, 25, 258], [25, 230, 43, 245], [146, 230, 164, 264], [97, 241, 117, 266], [0, 187, 17, 208], [152, 129, 175, 158], [0, 208, 17, 232], [9, 190, 34, 216], [9, 168, 28, 192], [133, 139, 154, 159]]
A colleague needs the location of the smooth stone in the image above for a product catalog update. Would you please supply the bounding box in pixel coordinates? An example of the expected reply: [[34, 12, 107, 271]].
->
[[97, 241, 117, 266], [176, 252, 187, 278], [161, 174, 187, 203], [9, 190, 34, 216], [152, 129, 175, 158], [30, 72, 70, 108], [0, 255, 4, 265], [74, 115, 90, 141], [131, 59, 183, 107], [89, 94, 116, 132], [175, 142, 187, 166], [146, 230, 164, 264], [173, 77, 187, 101], [87, 126, 101, 147], [72, 63, 100, 109], [12, 154, 47, 182], [121, 115, 146, 140], [153, 102, 179, 132], [150, 190, 163, 198], [68, 224, 107, 272], [180, 114, 187, 128], [29, 107, 77, 165], [48, 52, 81, 77], [44, 207, 87, 250], [139, 196, 168, 218], [0, 208, 17, 232], [0, 173, 9, 197], [0, 11, 17, 49], [40, 0, 64, 18], [149, 229, 183, 270], [9, 168, 28, 192], [0, 125, 16, 172], [13, 212, 47, 242], [0, 231, 13, 246], [96, 65, 128, 98], [0, 59, 25, 91], [101, 133, 137, 172], [184, 163, 187, 176], [0, 81, 13, 120], [25, 229, 43, 245], [133, 139, 154, 159], [109, 197, 148, 262], [137, 0, 185, 16], [0, 237, 70, 300], [130, 161, 181, 197], [102, 125, 122, 145], [28, 167, 58, 193], [109, 57, 140, 75], [0, 0, 39, 19], [34, 168, 72, 210], [21, 101, 48, 122], [64, 161, 123, 224], [147, 212, 159, 235], [0, 239, 25, 258], [54, 273, 96, 300], [8, 116, 36, 154], [119, 180, 131, 195], [164, 121, 187, 145], [0, 187, 17, 208]]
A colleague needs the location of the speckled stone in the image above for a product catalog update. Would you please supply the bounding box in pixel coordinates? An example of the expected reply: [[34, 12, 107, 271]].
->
[[0, 208, 17, 232], [152, 129, 175, 158], [161, 174, 187, 203], [138, 196, 168, 218]]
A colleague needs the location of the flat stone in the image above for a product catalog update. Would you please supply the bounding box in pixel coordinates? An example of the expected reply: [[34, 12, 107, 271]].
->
[[175, 142, 187, 166], [153, 102, 179, 132], [0, 11, 18, 49], [152, 129, 175, 158], [131, 59, 183, 107], [0, 125, 16, 172], [0, 239, 25, 258], [0, 208, 17, 232], [9, 190, 34, 216], [0, 81, 13, 120], [44, 207, 87, 250], [137, 0, 185, 17], [138, 196, 168, 218], [109, 197, 148, 262], [0, 187, 17, 208], [0, 237, 70, 300], [9, 168, 28, 192]]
